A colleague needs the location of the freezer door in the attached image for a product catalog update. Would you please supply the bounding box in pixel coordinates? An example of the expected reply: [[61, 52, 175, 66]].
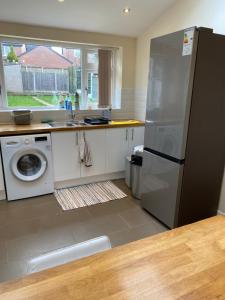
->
[[141, 150, 183, 228], [145, 28, 198, 160]]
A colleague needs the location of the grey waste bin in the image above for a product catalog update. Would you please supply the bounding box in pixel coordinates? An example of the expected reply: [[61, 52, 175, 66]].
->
[[125, 156, 131, 187], [131, 154, 143, 199]]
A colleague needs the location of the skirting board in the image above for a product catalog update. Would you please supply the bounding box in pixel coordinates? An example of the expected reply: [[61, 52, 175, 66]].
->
[[54, 171, 125, 189], [0, 190, 6, 201]]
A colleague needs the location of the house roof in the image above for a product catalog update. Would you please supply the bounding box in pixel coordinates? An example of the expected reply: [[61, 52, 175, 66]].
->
[[19, 46, 73, 69]]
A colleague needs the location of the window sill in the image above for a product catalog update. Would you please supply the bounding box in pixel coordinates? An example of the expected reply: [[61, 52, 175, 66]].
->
[[0, 107, 121, 113], [0, 107, 62, 112]]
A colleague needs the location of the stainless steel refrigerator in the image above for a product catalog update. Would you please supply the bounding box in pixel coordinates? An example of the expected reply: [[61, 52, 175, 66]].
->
[[141, 27, 225, 228]]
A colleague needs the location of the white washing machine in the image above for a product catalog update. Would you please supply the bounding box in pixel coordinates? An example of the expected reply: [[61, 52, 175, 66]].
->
[[1, 133, 54, 201]]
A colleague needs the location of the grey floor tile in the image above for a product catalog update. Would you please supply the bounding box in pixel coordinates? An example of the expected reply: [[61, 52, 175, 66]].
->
[[71, 214, 130, 243], [38, 208, 92, 234], [112, 179, 132, 195], [0, 210, 9, 225], [0, 217, 42, 241], [0, 260, 28, 283], [0, 179, 168, 283], [118, 205, 157, 228], [58, 206, 92, 222], [7, 227, 76, 261], [6, 235, 42, 261], [87, 198, 138, 218], [0, 241, 7, 264], [108, 221, 167, 247], [0, 195, 61, 225]]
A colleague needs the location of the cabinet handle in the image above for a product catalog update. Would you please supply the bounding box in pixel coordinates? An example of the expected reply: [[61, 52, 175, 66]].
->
[[125, 128, 128, 141], [76, 132, 78, 145], [132, 128, 134, 141]]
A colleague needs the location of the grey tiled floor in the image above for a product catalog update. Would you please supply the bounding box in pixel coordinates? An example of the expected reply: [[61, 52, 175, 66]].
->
[[0, 179, 167, 283]]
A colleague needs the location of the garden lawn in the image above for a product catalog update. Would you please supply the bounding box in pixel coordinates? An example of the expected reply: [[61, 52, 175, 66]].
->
[[8, 95, 46, 107], [37, 95, 58, 105], [38, 95, 75, 105], [7, 95, 98, 108]]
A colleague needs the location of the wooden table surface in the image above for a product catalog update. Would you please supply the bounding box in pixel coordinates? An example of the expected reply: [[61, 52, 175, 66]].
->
[[0, 216, 225, 300]]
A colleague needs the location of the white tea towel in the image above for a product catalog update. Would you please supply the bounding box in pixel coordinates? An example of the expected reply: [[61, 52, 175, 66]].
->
[[79, 132, 85, 162], [79, 132, 92, 167]]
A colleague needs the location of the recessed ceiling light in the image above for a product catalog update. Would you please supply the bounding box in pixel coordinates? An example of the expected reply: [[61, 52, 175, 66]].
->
[[123, 7, 131, 15], [58, 0, 64, 3]]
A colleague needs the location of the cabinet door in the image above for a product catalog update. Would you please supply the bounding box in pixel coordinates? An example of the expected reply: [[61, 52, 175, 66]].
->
[[81, 129, 106, 177], [129, 126, 145, 153], [106, 128, 129, 173], [51, 131, 81, 182]]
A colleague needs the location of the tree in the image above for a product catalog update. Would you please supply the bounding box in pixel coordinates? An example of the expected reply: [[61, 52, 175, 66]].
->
[[7, 45, 18, 63]]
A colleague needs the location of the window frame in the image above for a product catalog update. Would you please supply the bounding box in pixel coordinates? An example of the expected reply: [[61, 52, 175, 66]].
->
[[0, 36, 121, 111], [82, 48, 99, 109], [2, 45, 10, 57]]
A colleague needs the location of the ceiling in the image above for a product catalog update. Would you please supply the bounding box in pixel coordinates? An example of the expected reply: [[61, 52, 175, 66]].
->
[[0, 0, 176, 37]]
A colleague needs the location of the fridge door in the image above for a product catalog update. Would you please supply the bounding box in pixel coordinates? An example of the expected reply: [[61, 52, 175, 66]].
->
[[144, 28, 198, 160], [141, 150, 183, 228]]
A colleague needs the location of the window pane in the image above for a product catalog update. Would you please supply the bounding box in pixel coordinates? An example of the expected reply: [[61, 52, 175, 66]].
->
[[87, 51, 98, 65], [1, 42, 82, 108], [87, 72, 98, 109], [85, 50, 99, 109]]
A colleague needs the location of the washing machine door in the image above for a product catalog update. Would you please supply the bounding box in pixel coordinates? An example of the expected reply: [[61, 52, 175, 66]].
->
[[11, 149, 47, 182]]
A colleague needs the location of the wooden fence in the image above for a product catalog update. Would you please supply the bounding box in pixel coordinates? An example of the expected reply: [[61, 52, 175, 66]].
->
[[21, 67, 69, 93], [5, 64, 81, 94]]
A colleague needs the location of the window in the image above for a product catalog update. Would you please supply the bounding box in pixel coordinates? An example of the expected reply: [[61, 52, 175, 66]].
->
[[2, 45, 10, 57], [84, 49, 99, 109], [0, 39, 121, 110]]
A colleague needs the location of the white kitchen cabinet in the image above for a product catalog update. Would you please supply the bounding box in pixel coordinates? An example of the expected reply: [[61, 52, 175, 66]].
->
[[106, 128, 129, 173], [51, 131, 81, 182], [106, 126, 145, 173], [81, 129, 106, 177], [51, 125, 145, 184], [128, 126, 145, 153]]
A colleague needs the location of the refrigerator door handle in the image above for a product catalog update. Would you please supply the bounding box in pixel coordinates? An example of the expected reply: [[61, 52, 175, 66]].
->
[[125, 128, 128, 141], [145, 120, 154, 124]]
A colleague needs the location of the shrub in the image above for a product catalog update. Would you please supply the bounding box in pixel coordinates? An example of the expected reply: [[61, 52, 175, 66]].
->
[[7, 45, 18, 63]]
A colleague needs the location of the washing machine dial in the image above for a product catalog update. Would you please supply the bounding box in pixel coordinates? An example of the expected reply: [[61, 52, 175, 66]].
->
[[24, 139, 30, 145]]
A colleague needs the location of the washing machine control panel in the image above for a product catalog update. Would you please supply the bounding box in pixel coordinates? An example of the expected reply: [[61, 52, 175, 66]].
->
[[24, 138, 30, 145], [35, 136, 48, 142]]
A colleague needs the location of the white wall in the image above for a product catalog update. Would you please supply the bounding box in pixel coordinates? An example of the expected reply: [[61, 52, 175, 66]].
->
[[134, 0, 225, 213], [135, 0, 225, 120]]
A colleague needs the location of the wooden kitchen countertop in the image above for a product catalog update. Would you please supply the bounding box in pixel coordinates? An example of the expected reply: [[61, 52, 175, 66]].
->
[[0, 120, 144, 136], [0, 215, 225, 300]]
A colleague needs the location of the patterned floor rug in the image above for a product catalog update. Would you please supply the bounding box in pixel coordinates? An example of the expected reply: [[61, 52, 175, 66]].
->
[[55, 181, 127, 210]]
